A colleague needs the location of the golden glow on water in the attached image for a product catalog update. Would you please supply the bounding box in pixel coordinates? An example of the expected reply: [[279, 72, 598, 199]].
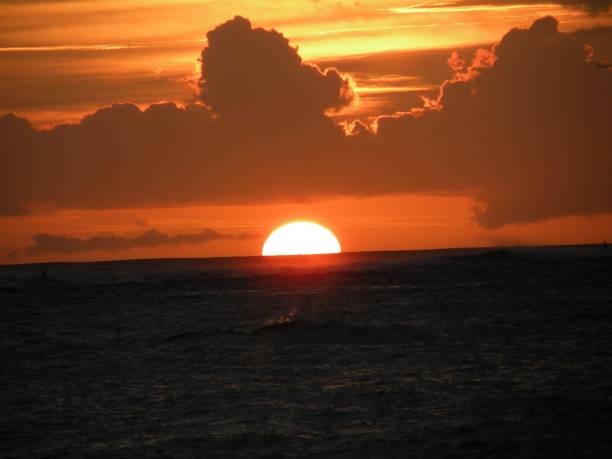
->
[[262, 221, 341, 256]]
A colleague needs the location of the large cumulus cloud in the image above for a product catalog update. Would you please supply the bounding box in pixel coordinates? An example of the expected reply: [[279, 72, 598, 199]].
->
[[1, 16, 610, 228], [371, 16, 611, 227], [199, 16, 353, 127]]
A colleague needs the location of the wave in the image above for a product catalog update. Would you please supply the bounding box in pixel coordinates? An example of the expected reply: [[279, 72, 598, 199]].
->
[[252, 314, 435, 346], [2, 245, 609, 289]]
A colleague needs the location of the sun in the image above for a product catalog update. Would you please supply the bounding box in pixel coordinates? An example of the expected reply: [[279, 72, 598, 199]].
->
[[262, 221, 341, 256]]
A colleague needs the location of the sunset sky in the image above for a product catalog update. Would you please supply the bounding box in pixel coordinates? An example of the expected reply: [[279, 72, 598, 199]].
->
[[1, 0, 611, 263]]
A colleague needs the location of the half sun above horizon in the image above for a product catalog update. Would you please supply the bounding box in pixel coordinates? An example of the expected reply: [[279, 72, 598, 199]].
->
[[262, 221, 341, 256]]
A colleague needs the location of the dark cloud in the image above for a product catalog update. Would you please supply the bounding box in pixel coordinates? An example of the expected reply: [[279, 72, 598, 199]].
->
[[0, 17, 353, 214], [7, 228, 255, 258], [199, 16, 353, 127], [436, 0, 611, 14], [371, 16, 612, 227], [571, 26, 612, 63], [1, 16, 611, 228], [544, 0, 611, 13]]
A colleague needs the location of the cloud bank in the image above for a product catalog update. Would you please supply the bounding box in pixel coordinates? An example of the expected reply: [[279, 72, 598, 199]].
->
[[1, 16, 610, 228], [450, 0, 611, 14], [7, 228, 255, 259]]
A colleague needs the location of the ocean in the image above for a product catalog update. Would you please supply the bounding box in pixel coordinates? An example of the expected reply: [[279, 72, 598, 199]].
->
[[1, 246, 611, 458]]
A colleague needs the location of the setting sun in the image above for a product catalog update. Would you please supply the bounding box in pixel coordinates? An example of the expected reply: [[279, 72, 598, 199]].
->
[[2, 1, 612, 456], [262, 221, 341, 256]]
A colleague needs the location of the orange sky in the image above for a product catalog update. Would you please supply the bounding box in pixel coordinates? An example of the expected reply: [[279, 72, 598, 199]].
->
[[2, 0, 610, 126], [2, 195, 612, 264], [1, 1, 611, 264]]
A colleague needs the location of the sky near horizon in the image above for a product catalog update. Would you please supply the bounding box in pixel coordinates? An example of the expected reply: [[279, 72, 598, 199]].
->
[[1, 0, 611, 263]]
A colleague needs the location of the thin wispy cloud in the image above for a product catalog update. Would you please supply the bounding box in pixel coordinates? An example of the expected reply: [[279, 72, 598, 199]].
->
[[5, 228, 257, 260], [388, 0, 611, 15]]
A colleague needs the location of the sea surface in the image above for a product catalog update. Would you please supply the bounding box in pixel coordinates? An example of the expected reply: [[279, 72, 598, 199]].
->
[[1, 246, 612, 458]]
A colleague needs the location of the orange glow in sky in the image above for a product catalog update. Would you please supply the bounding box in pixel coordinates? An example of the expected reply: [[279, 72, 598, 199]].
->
[[2, 0, 610, 125], [1, 1, 611, 264]]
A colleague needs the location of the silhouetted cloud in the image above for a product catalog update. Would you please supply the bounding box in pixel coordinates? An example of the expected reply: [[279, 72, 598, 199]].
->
[[199, 16, 353, 127], [571, 26, 612, 63], [0, 16, 610, 228], [435, 0, 611, 14], [542, 0, 611, 14], [370, 16, 612, 227], [6, 228, 256, 259], [569, 0, 611, 12]]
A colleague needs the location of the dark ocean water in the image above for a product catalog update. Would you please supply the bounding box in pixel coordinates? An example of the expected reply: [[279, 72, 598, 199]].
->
[[1, 246, 612, 458]]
